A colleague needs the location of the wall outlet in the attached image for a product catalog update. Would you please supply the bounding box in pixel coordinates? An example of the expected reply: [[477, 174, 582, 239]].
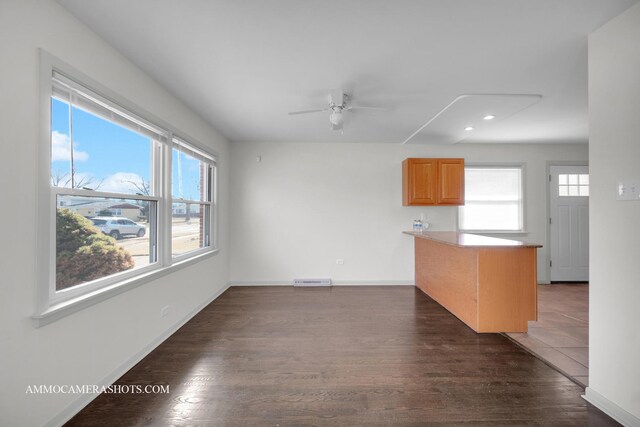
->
[[160, 305, 170, 318], [336, 259, 344, 265]]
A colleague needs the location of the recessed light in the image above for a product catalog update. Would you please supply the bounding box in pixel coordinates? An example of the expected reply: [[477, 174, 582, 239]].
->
[[464, 126, 474, 131], [483, 115, 496, 120]]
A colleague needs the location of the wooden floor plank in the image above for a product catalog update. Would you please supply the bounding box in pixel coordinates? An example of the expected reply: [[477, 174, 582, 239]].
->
[[66, 286, 618, 426]]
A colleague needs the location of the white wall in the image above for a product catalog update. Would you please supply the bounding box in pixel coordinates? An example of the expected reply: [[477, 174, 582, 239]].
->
[[0, 1, 230, 426], [230, 142, 587, 285], [587, 2, 640, 423]]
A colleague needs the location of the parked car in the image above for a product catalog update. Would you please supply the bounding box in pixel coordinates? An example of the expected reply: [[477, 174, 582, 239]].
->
[[90, 217, 146, 240]]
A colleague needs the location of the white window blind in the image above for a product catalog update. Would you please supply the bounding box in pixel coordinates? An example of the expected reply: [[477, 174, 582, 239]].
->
[[52, 71, 168, 143], [458, 167, 524, 231], [173, 136, 216, 165]]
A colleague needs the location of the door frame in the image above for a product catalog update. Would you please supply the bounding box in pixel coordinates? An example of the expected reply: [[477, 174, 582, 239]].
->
[[545, 160, 589, 283]]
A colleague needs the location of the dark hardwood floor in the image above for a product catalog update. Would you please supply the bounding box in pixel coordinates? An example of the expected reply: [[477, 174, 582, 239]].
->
[[66, 286, 618, 426]]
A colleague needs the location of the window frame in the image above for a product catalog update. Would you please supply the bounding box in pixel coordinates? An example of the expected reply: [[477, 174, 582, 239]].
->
[[35, 50, 219, 326], [457, 163, 527, 234], [170, 137, 217, 261]]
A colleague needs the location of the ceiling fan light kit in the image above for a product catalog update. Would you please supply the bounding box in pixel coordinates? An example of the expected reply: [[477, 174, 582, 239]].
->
[[329, 111, 343, 126], [288, 90, 387, 132]]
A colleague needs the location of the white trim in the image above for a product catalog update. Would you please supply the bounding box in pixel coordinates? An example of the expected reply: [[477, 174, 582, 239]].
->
[[37, 50, 55, 315], [160, 138, 172, 266], [43, 282, 230, 427], [228, 280, 414, 286], [229, 281, 292, 286], [332, 280, 414, 286], [211, 163, 219, 250], [172, 198, 212, 205], [172, 245, 213, 262], [50, 261, 161, 307], [54, 187, 160, 201], [32, 249, 220, 327], [583, 388, 640, 427]]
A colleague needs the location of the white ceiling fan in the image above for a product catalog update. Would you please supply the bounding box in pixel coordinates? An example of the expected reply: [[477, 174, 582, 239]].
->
[[288, 90, 387, 131]]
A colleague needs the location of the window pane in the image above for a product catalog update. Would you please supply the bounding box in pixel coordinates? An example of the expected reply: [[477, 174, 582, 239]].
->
[[51, 98, 72, 187], [172, 148, 208, 201], [172, 203, 209, 256], [559, 185, 569, 196], [459, 202, 521, 230], [51, 98, 153, 195], [56, 195, 156, 291], [559, 174, 568, 185], [568, 174, 578, 185], [568, 185, 579, 196], [459, 167, 523, 230], [579, 185, 590, 196], [579, 174, 589, 185], [465, 168, 521, 201]]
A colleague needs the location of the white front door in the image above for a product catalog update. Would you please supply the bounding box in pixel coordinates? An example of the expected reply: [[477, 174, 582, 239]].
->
[[549, 165, 589, 282]]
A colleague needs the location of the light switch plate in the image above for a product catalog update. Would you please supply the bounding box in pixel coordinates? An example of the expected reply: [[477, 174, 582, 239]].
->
[[616, 178, 640, 201]]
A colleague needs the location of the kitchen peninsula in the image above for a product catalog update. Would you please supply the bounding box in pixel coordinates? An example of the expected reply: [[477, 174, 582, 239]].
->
[[404, 231, 542, 333]]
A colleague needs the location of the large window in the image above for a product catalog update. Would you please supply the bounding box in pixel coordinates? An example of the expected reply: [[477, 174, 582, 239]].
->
[[458, 166, 524, 232], [171, 138, 215, 257], [37, 58, 218, 320], [51, 72, 163, 291]]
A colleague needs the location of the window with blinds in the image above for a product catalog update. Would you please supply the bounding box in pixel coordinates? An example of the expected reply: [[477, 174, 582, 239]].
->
[[171, 137, 216, 257], [47, 68, 217, 301], [458, 166, 524, 232]]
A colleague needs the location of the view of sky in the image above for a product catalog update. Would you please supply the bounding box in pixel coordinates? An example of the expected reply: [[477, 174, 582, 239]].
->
[[51, 97, 203, 200]]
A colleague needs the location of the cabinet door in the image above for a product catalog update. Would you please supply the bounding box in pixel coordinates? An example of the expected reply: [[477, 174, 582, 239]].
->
[[437, 159, 465, 205], [403, 159, 437, 205]]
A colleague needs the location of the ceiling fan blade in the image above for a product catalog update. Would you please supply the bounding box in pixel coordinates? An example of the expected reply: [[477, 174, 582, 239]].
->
[[346, 105, 388, 111], [288, 108, 328, 115]]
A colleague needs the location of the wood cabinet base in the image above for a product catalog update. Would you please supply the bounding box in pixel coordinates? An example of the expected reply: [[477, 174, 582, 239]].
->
[[414, 236, 538, 333]]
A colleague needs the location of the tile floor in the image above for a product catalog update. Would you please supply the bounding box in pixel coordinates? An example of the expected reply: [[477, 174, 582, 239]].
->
[[507, 283, 589, 387]]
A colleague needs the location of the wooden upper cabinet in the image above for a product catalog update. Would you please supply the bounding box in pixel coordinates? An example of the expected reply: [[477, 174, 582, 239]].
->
[[402, 158, 465, 206], [403, 158, 437, 205], [437, 158, 465, 205]]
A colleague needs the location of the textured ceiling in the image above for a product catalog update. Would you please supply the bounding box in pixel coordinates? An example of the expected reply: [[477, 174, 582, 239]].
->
[[58, 0, 638, 143]]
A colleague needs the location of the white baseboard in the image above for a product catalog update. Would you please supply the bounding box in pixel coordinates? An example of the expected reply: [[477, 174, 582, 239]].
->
[[334, 280, 413, 286], [229, 280, 414, 286], [44, 283, 230, 427], [229, 281, 290, 286], [583, 387, 640, 427]]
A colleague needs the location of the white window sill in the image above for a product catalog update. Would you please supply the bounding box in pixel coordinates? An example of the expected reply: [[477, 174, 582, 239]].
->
[[32, 248, 219, 328]]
